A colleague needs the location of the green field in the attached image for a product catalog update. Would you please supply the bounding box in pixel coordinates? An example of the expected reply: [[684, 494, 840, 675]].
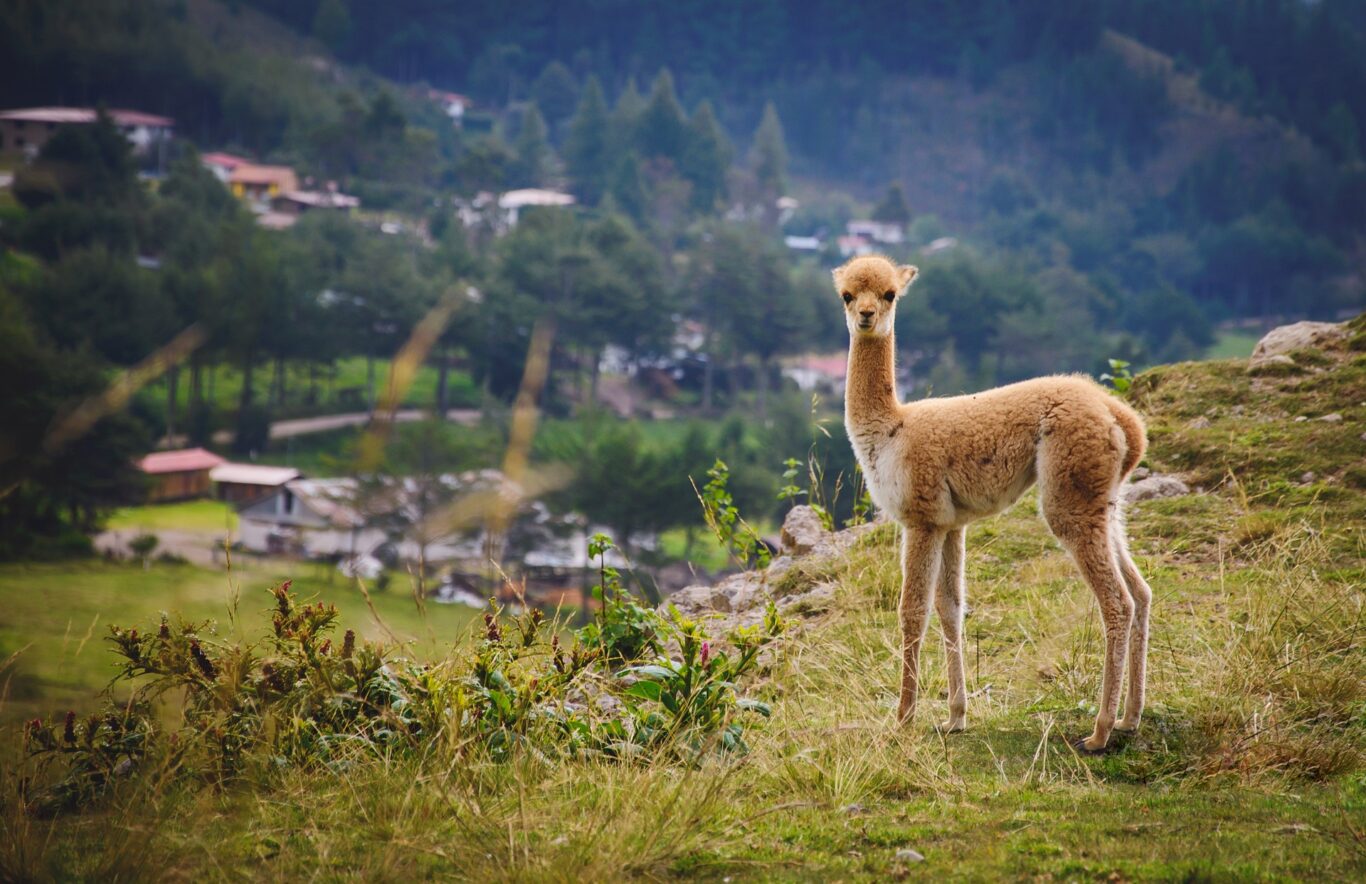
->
[[1203, 329, 1262, 360], [0, 560, 483, 727], [107, 500, 240, 534]]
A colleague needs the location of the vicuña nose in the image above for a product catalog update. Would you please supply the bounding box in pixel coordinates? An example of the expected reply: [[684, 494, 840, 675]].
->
[[859, 309, 875, 319]]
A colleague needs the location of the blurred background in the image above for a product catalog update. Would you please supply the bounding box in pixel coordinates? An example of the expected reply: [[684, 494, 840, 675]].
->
[[0, 1, 1363, 680]]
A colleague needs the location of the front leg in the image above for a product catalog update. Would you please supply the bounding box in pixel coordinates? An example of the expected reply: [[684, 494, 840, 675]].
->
[[935, 527, 968, 733], [897, 524, 945, 725]]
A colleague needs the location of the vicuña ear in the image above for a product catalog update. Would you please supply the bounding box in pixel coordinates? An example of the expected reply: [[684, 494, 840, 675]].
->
[[831, 266, 846, 290], [897, 265, 919, 290]]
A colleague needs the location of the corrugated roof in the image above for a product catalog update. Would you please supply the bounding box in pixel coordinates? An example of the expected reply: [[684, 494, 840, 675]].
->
[[209, 463, 300, 486], [138, 448, 226, 474], [0, 107, 173, 127]]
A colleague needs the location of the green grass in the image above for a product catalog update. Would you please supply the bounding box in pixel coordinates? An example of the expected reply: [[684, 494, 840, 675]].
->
[[1203, 329, 1261, 360], [106, 500, 239, 534], [0, 560, 482, 727]]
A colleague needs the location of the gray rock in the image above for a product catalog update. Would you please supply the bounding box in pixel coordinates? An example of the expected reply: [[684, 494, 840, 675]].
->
[[1249, 321, 1346, 368], [1187, 416, 1212, 430], [1319, 412, 1344, 423], [777, 583, 835, 615], [668, 583, 733, 615], [1131, 466, 1151, 480], [895, 848, 925, 863], [1247, 353, 1296, 374], [1300, 472, 1316, 484], [1121, 474, 1190, 505], [780, 505, 830, 556]]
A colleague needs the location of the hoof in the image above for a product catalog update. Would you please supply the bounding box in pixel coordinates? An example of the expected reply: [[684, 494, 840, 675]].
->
[[1071, 736, 1110, 756], [1113, 720, 1141, 733], [934, 720, 966, 735]]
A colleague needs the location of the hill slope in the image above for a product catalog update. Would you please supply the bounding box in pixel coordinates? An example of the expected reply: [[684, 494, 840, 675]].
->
[[3, 321, 1362, 879]]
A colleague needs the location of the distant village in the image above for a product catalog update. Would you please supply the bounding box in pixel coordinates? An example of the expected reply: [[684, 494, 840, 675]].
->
[[1, 96, 945, 594]]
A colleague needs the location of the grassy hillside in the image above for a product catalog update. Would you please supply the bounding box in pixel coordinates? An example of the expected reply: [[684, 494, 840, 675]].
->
[[2, 334, 1363, 879]]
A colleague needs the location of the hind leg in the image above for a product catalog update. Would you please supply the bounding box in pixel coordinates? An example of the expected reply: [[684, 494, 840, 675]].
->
[[935, 527, 968, 733], [1112, 520, 1152, 732]]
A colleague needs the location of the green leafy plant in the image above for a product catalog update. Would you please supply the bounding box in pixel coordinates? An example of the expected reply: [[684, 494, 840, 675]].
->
[[1101, 358, 1134, 394], [618, 602, 785, 757], [576, 533, 663, 665], [696, 459, 771, 569]]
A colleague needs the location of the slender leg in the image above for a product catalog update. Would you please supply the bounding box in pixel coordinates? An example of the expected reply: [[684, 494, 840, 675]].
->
[[935, 527, 968, 733], [1060, 526, 1133, 752], [897, 524, 944, 725], [1112, 524, 1152, 732]]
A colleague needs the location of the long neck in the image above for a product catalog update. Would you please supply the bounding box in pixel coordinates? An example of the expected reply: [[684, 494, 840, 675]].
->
[[845, 331, 900, 429]]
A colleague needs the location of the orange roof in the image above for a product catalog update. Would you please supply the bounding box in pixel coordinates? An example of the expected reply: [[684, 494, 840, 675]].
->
[[229, 164, 297, 187], [138, 448, 226, 475]]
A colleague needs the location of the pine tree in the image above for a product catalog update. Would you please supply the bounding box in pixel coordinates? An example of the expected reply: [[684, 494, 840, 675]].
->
[[637, 69, 689, 163], [512, 103, 553, 187], [872, 182, 912, 225], [609, 78, 645, 162], [610, 152, 649, 221], [682, 100, 732, 213], [565, 76, 611, 204], [311, 0, 352, 52], [750, 101, 788, 202], [531, 60, 580, 126]]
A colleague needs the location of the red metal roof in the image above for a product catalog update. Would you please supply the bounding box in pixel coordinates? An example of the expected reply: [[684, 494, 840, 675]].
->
[[201, 151, 251, 169], [138, 448, 226, 475]]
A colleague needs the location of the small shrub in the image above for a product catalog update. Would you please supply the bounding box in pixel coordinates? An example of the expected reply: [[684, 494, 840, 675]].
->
[[19, 539, 785, 815]]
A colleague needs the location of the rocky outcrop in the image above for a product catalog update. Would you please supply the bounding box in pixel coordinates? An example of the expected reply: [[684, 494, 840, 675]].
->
[[663, 506, 881, 632], [1248, 320, 1348, 370], [780, 505, 830, 556]]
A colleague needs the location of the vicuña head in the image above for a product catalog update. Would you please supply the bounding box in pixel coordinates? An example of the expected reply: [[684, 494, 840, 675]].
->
[[832, 255, 918, 338]]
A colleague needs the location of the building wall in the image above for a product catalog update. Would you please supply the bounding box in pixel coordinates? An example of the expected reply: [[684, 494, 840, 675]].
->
[[148, 469, 211, 502], [217, 481, 282, 505]]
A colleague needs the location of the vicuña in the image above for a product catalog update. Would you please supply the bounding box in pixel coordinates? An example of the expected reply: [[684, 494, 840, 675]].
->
[[835, 254, 1151, 753]]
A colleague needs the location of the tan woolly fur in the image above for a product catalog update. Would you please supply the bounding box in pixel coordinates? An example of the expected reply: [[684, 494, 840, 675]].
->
[[834, 254, 1152, 753]]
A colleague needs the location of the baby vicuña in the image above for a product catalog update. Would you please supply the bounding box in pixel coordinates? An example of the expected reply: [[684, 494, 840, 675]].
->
[[835, 254, 1151, 753]]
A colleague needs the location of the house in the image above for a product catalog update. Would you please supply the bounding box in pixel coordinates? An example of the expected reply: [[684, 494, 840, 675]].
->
[[782, 353, 848, 395], [0, 107, 174, 157], [201, 151, 251, 184], [237, 478, 380, 558], [497, 188, 575, 227], [783, 235, 822, 252], [209, 463, 301, 505], [271, 187, 360, 216], [427, 89, 472, 126], [846, 219, 904, 245], [837, 234, 874, 258], [228, 164, 298, 209], [138, 448, 226, 502]]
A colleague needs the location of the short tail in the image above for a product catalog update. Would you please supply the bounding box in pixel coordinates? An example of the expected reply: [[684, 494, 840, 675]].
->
[[1108, 399, 1147, 479]]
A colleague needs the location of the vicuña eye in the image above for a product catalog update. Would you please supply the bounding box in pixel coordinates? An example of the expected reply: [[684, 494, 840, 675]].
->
[[841, 292, 853, 304], [883, 290, 896, 302]]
